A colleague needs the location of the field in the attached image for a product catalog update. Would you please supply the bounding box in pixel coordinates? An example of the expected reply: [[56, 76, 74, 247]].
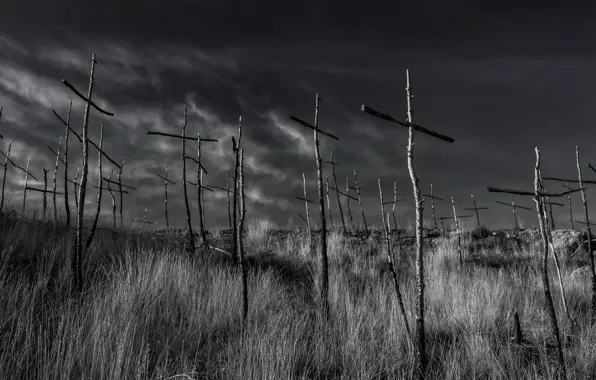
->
[[1, 210, 595, 380]]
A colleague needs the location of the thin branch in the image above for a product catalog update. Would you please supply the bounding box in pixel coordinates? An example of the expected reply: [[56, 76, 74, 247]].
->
[[146, 131, 218, 142], [61, 80, 114, 116], [289, 116, 339, 140]]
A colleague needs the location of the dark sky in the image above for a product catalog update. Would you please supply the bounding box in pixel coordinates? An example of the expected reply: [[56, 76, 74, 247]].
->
[[1, 1, 596, 230]]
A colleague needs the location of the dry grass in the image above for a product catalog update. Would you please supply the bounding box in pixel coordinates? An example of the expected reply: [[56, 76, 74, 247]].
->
[[0, 212, 594, 379]]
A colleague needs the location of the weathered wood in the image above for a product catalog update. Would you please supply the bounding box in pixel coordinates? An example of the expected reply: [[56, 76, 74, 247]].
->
[[181, 105, 194, 252], [330, 151, 346, 233], [227, 172, 232, 228], [52, 137, 62, 223], [378, 178, 411, 341], [565, 178, 574, 230], [238, 148, 248, 322], [232, 116, 243, 264], [25, 186, 63, 195], [47, 145, 65, 165], [0, 151, 37, 180], [85, 123, 103, 250], [196, 132, 207, 247], [543, 176, 596, 185], [0, 140, 11, 213], [325, 175, 334, 228], [184, 155, 209, 174], [452, 197, 463, 265], [102, 177, 136, 190], [346, 177, 353, 227], [534, 148, 567, 379], [92, 185, 128, 194], [42, 168, 48, 220], [146, 131, 218, 142], [289, 115, 339, 140], [303, 172, 311, 244], [62, 100, 72, 227], [354, 169, 368, 233], [163, 166, 169, 227], [577, 146, 596, 325], [361, 104, 455, 143], [391, 182, 399, 231], [157, 172, 176, 185], [22, 156, 30, 215], [73, 164, 80, 213], [440, 215, 473, 220], [118, 157, 126, 227], [467, 194, 488, 227], [488, 186, 586, 197], [62, 80, 114, 116], [107, 170, 116, 228]]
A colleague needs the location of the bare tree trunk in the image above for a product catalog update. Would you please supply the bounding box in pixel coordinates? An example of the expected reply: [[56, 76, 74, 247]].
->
[[326, 175, 334, 228], [42, 168, 48, 221], [181, 105, 194, 253], [577, 146, 596, 325], [22, 156, 30, 216], [232, 117, 243, 264], [85, 124, 103, 250], [197, 133, 207, 247], [164, 165, 169, 228], [0, 140, 11, 213], [471, 193, 480, 227], [73, 164, 80, 214], [330, 151, 346, 233], [303, 172, 311, 245], [354, 169, 368, 234], [238, 148, 248, 322], [452, 197, 462, 266], [107, 170, 116, 229], [535, 147, 567, 380], [52, 137, 62, 222], [73, 54, 96, 293], [346, 177, 353, 227], [392, 181, 399, 231], [378, 178, 411, 341], [313, 94, 329, 318], [118, 157, 126, 227], [63, 100, 72, 227], [430, 184, 438, 230], [406, 69, 427, 379]]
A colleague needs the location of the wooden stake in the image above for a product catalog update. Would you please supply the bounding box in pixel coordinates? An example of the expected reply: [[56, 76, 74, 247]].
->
[[379, 178, 411, 341], [0, 140, 11, 213], [354, 169, 368, 234], [197, 132, 207, 246], [329, 150, 346, 232], [63, 100, 72, 227], [471, 194, 480, 227], [452, 197, 462, 266], [232, 116, 243, 264], [164, 165, 170, 228], [22, 156, 30, 216], [117, 157, 126, 227], [346, 177, 353, 227], [52, 137, 62, 223], [86, 123, 103, 250], [238, 148, 248, 322], [576, 146, 596, 325], [325, 175, 334, 228], [73, 164, 80, 213], [107, 170, 116, 228], [42, 168, 48, 220], [430, 184, 437, 229], [565, 176, 574, 230], [181, 105, 195, 252], [303, 172, 311, 244], [392, 181, 399, 231], [227, 171, 232, 228], [534, 148, 567, 379]]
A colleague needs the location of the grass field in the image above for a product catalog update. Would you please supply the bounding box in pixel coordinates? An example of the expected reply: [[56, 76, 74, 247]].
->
[[0, 212, 595, 379]]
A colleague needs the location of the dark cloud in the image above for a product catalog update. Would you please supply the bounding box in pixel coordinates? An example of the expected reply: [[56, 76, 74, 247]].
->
[[1, 1, 596, 230]]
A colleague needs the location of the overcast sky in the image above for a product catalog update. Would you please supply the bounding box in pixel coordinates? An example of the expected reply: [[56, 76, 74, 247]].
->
[[1, 1, 596, 230]]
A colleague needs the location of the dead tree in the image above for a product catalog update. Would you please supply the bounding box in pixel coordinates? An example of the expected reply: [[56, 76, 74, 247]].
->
[[493, 199, 532, 230], [564, 178, 574, 230], [107, 171, 116, 228], [345, 177, 353, 227], [422, 184, 442, 230], [73, 164, 80, 213], [379, 178, 411, 341], [42, 168, 48, 220], [238, 148, 249, 322], [118, 157, 125, 227], [546, 199, 564, 230], [353, 169, 368, 234], [452, 197, 463, 266], [577, 147, 596, 325], [227, 172, 232, 228], [325, 175, 334, 228], [85, 124, 104, 250], [361, 69, 455, 380], [392, 181, 399, 230], [0, 140, 11, 213], [290, 93, 338, 319], [464, 194, 488, 227], [63, 100, 72, 226], [196, 132, 208, 247], [327, 151, 346, 232], [51, 137, 62, 222], [303, 172, 312, 242], [157, 166, 175, 228], [232, 117, 243, 264], [22, 156, 31, 216]]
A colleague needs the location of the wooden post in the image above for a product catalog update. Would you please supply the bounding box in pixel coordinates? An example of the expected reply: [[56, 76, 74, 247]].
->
[[328, 150, 346, 232], [576, 146, 596, 325], [360, 69, 455, 379], [493, 200, 532, 229], [22, 156, 31, 216], [42, 168, 48, 220], [181, 105, 195, 253], [232, 117, 243, 264], [430, 184, 437, 229], [303, 172, 311, 243], [85, 123, 104, 250], [534, 148, 567, 380], [464, 194, 488, 228], [392, 181, 399, 231], [238, 148, 248, 322], [197, 132, 208, 247], [566, 176, 574, 230], [452, 197, 462, 266], [290, 93, 337, 319], [73, 164, 80, 214], [52, 137, 62, 223], [107, 170, 116, 228], [0, 140, 11, 213], [354, 169, 368, 234], [511, 196, 520, 230], [165, 165, 170, 228], [63, 100, 72, 227], [378, 178, 411, 341], [346, 177, 353, 227], [118, 157, 126, 227], [325, 175, 334, 228]]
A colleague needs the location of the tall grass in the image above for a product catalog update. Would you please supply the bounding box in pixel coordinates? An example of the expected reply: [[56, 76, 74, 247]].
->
[[0, 215, 594, 379]]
